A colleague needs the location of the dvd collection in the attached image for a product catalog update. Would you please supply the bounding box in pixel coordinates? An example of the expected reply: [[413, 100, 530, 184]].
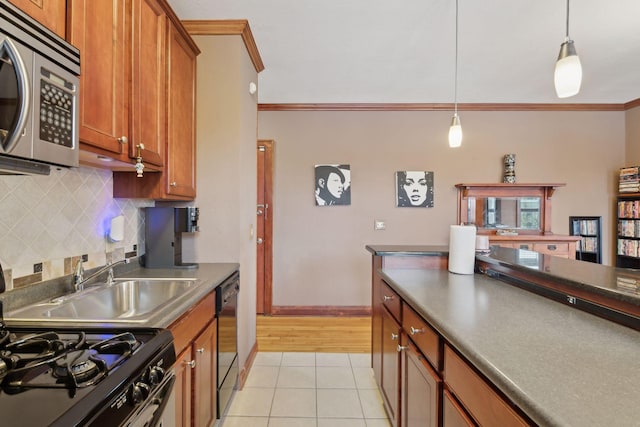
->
[[619, 166, 640, 193]]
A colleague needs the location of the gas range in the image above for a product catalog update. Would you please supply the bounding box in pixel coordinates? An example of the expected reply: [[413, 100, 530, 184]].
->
[[0, 315, 176, 426]]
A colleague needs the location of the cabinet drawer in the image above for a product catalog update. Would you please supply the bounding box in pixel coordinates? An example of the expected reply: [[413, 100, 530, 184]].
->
[[532, 242, 569, 257], [169, 292, 215, 354], [444, 345, 530, 427], [402, 304, 440, 370], [381, 281, 401, 322]]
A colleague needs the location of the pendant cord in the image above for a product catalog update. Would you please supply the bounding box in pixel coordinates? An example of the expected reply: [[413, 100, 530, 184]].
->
[[454, 0, 459, 115], [565, 0, 570, 40]]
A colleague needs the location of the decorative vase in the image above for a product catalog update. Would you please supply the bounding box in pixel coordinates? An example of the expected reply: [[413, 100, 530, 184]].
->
[[503, 154, 516, 183]]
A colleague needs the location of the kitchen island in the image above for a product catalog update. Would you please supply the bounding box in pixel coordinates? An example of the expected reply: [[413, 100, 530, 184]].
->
[[367, 245, 640, 427]]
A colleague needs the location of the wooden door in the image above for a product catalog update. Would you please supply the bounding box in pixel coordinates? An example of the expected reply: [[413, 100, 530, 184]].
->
[[166, 20, 197, 198], [256, 140, 274, 314], [68, 0, 128, 156], [193, 319, 217, 427], [401, 338, 441, 427], [8, 0, 66, 37], [130, 0, 165, 167], [174, 346, 193, 427]]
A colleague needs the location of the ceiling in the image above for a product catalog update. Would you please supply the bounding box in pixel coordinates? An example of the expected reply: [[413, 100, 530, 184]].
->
[[167, 0, 640, 105]]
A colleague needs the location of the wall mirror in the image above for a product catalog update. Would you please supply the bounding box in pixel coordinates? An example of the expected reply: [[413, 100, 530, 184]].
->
[[466, 196, 541, 231], [455, 183, 565, 235]]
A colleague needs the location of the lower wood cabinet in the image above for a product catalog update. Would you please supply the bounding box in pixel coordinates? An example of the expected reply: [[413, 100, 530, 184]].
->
[[401, 337, 441, 427], [371, 265, 533, 427], [193, 319, 217, 427], [169, 292, 217, 427], [443, 389, 475, 427], [443, 345, 529, 427], [381, 307, 401, 427], [174, 346, 193, 427]]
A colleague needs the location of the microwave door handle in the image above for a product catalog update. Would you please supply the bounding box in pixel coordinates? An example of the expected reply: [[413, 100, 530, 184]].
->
[[0, 38, 30, 153]]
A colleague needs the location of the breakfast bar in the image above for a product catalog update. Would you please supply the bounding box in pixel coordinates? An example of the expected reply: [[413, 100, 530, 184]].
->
[[367, 245, 640, 427]]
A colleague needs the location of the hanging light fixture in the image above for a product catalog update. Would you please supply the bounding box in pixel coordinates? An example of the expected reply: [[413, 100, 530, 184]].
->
[[554, 0, 582, 98], [448, 0, 462, 148]]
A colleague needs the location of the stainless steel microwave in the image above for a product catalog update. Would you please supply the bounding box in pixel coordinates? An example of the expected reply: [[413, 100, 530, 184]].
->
[[0, 1, 80, 175]]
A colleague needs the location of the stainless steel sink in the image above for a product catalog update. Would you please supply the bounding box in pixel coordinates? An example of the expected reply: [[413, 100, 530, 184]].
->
[[5, 278, 200, 324]]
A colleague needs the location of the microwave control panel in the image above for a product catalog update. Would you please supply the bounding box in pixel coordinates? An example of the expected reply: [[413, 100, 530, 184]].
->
[[38, 67, 75, 148]]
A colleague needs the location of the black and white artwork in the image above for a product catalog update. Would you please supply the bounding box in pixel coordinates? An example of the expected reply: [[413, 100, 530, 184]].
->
[[315, 164, 351, 206], [396, 171, 434, 207]]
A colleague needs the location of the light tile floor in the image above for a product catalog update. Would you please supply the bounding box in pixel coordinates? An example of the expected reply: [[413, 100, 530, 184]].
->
[[221, 352, 391, 427]]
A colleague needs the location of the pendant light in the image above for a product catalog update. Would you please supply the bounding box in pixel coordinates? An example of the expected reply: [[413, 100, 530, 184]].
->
[[554, 0, 582, 98], [448, 0, 462, 148]]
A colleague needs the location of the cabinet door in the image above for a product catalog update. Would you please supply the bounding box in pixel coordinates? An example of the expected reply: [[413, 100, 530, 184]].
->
[[381, 307, 401, 427], [443, 389, 475, 427], [193, 319, 217, 427], [130, 0, 165, 167], [166, 20, 197, 198], [8, 0, 66, 37], [371, 257, 383, 387], [174, 346, 194, 427], [68, 0, 128, 156], [401, 338, 441, 427]]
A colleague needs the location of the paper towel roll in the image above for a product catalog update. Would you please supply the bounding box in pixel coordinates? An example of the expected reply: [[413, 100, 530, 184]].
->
[[448, 225, 476, 275]]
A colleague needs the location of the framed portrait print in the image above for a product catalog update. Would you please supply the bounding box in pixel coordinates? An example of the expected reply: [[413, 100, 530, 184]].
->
[[396, 171, 434, 207], [315, 164, 351, 206]]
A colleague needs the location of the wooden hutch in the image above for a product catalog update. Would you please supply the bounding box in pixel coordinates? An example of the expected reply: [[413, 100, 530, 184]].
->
[[456, 183, 580, 259]]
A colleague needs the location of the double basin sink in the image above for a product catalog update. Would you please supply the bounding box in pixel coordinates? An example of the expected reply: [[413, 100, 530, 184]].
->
[[6, 278, 201, 324]]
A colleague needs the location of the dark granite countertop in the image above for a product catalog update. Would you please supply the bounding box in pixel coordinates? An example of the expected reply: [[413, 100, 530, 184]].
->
[[478, 246, 640, 307], [380, 268, 640, 427], [366, 244, 640, 307], [365, 245, 449, 256]]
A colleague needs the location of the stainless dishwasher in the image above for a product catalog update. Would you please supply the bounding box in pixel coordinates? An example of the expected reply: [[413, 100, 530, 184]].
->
[[216, 272, 239, 419]]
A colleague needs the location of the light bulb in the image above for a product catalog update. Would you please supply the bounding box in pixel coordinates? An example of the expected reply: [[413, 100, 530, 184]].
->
[[554, 40, 582, 98], [448, 114, 462, 148]]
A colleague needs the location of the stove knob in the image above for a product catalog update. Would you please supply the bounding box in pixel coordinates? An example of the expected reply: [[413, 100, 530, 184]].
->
[[148, 366, 165, 385], [131, 382, 151, 405]]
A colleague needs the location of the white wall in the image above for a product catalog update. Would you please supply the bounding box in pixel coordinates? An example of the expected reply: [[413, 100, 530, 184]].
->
[[183, 35, 258, 371], [258, 109, 625, 308]]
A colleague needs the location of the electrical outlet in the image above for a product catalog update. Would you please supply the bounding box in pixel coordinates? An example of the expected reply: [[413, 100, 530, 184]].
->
[[33, 263, 43, 273], [374, 220, 386, 230]]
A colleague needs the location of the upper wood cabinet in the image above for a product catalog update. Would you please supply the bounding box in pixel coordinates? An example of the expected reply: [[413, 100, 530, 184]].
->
[[68, 0, 128, 159], [69, 0, 164, 169], [129, 0, 166, 168], [8, 0, 66, 38], [111, 1, 199, 200], [165, 19, 197, 199]]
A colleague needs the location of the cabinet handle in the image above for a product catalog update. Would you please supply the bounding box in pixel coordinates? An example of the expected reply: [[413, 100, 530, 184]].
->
[[547, 244, 557, 250], [117, 136, 128, 144], [390, 333, 398, 341], [196, 347, 205, 353], [170, 182, 177, 187], [410, 326, 425, 335], [185, 360, 196, 368], [397, 345, 408, 352], [382, 295, 394, 302]]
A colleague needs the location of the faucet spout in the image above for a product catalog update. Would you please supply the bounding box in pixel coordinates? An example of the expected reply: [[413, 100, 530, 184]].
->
[[73, 258, 130, 292]]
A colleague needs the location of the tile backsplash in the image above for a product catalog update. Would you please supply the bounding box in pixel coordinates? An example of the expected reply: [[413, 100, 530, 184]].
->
[[0, 166, 153, 291]]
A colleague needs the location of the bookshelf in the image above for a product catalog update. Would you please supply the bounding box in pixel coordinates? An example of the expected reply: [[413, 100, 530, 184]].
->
[[569, 216, 601, 264], [616, 193, 640, 269]]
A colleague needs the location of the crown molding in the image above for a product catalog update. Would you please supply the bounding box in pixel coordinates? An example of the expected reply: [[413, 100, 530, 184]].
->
[[625, 98, 640, 110], [258, 102, 627, 112], [182, 19, 264, 73]]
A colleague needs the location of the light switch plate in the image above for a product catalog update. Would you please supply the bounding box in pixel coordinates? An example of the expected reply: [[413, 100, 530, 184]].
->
[[374, 220, 386, 230]]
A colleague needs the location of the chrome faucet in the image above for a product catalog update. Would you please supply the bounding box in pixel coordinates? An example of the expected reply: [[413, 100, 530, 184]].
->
[[73, 258, 130, 292]]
